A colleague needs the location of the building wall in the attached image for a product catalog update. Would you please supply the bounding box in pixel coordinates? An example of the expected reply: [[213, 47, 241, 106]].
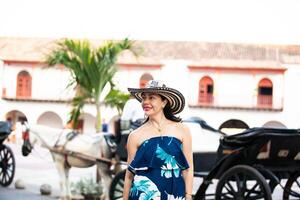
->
[[280, 64, 300, 128], [0, 61, 117, 132], [114, 65, 162, 92], [188, 69, 284, 108], [2, 63, 74, 99], [1, 46, 300, 134]]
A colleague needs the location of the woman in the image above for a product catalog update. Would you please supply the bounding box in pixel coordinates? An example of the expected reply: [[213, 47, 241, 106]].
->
[[123, 80, 193, 200]]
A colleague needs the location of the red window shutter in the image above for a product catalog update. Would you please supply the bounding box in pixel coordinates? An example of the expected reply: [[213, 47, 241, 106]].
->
[[198, 76, 214, 105], [16, 71, 32, 98]]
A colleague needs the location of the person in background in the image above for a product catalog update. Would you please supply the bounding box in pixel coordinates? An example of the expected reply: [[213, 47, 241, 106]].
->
[[123, 80, 193, 200], [120, 95, 145, 131], [102, 118, 108, 133]]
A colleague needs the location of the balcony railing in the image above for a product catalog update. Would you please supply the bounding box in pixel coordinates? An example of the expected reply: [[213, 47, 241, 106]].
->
[[257, 95, 273, 108], [192, 94, 282, 111], [198, 94, 214, 105]]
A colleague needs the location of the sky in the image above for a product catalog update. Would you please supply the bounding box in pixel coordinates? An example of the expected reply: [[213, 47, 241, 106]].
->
[[1, 0, 300, 45]]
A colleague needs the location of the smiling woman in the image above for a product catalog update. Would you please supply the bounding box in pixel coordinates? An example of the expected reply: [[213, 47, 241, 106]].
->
[[123, 80, 194, 200]]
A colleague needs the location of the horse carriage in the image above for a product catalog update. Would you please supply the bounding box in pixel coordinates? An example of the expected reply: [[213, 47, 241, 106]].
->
[[194, 127, 300, 200], [20, 117, 220, 200], [0, 121, 15, 187], [21, 118, 300, 200], [109, 120, 300, 200]]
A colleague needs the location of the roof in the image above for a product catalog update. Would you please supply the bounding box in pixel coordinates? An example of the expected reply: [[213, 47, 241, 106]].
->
[[1, 37, 300, 66]]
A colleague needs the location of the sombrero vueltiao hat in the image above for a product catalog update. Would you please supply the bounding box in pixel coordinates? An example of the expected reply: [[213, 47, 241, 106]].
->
[[128, 80, 185, 115]]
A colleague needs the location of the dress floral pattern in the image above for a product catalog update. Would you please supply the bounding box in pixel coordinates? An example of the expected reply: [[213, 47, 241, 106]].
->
[[128, 136, 189, 200]]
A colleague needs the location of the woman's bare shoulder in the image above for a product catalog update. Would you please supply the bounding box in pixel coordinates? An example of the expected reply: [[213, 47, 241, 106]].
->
[[173, 121, 189, 131], [175, 122, 191, 138], [128, 123, 148, 142]]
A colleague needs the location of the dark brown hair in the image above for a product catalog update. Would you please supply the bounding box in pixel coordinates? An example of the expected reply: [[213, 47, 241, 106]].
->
[[144, 94, 182, 123]]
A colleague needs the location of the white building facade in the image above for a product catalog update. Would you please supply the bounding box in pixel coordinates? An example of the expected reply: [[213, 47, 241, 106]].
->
[[1, 37, 300, 135]]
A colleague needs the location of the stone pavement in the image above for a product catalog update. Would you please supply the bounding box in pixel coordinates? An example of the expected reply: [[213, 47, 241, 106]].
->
[[0, 142, 96, 200], [0, 186, 56, 200]]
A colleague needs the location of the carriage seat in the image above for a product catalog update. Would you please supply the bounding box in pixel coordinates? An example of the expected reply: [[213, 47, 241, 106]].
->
[[218, 127, 300, 167], [0, 121, 11, 135], [221, 127, 300, 146], [0, 121, 11, 142]]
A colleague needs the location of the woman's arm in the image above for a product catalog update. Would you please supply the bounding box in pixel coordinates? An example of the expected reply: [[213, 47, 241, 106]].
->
[[181, 125, 194, 200], [123, 168, 134, 200], [123, 132, 138, 200]]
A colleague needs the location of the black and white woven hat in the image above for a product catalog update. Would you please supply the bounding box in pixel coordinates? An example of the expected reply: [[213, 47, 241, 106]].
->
[[128, 80, 185, 115]]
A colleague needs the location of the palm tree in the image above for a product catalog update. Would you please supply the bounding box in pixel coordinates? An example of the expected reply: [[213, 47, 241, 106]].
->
[[105, 88, 130, 115], [45, 38, 136, 132]]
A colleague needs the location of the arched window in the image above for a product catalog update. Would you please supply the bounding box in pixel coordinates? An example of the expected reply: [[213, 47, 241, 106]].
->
[[16, 71, 32, 98], [37, 111, 63, 129], [139, 73, 153, 88], [219, 119, 249, 135], [257, 78, 273, 107], [263, 121, 286, 128], [198, 76, 214, 105]]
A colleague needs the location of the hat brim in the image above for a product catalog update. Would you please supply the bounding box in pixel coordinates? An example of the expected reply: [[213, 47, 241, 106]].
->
[[128, 87, 185, 115]]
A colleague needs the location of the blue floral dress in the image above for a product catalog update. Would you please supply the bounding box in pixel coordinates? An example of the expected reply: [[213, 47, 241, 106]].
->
[[128, 136, 189, 200]]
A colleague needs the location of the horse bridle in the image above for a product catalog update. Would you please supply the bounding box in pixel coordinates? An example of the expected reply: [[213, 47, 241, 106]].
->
[[22, 127, 33, 156]]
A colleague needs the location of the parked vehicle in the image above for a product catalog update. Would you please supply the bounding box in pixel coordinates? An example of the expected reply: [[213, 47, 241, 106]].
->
[[0, 121, 15, 187], [195, 127, 300, 200]]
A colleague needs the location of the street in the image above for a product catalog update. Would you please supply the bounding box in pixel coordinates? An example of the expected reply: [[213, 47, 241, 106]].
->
[[0, 142, 284, 200], [0, 142, 96, 200]]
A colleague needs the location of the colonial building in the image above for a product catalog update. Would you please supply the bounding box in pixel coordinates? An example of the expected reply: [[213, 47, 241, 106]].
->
[[1, 37, 300, 137]]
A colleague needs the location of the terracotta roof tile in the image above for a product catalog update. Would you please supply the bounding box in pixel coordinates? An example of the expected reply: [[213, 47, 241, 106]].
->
[[1, 37, 300, 65]]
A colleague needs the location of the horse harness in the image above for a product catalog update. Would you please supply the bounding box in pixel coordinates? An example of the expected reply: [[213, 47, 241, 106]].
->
[[54, 131, 79, 168]]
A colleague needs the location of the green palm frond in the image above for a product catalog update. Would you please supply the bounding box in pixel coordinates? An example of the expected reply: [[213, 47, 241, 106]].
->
[[104, 89, 130, 115], [45, 38, 137, 131], [68, 93, 91, 129]]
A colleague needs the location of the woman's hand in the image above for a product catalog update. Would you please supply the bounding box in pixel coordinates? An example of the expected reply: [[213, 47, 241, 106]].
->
[[185, 193, 193, 200]]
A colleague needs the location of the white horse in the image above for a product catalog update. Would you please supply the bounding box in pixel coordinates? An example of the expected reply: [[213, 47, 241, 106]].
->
[[21, 124, 114, 200]]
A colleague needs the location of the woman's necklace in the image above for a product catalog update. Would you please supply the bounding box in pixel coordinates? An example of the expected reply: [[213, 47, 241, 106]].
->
[[150, 119, 166, 133]]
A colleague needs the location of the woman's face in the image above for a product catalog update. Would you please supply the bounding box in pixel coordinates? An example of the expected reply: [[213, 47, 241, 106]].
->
[[141, 93, 167, 116]]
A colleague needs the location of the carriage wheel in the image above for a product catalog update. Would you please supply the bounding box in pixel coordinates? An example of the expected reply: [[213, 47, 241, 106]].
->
[[283, 171, 300, 200], [0, 145, 16, 186], [109, 169, 126, 200], [215, 165, 272, 200]]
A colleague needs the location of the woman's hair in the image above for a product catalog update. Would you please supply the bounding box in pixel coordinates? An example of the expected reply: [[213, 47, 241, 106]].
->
[[144, 94, 182, 123]]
